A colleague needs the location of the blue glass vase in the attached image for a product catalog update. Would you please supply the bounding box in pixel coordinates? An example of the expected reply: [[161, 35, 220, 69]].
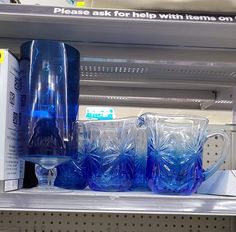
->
[[138, 113, 229, 195]]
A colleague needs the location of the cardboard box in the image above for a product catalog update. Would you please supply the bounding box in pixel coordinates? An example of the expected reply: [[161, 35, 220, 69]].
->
[[0, 49, 25, 192]]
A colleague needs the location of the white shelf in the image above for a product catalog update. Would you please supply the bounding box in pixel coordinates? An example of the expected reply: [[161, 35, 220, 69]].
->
[[0, 4, 236, 48], [1, 190, 236, 215]]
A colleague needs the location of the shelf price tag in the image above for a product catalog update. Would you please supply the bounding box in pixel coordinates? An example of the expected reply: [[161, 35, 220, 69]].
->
[[0, 50, 4, 63], [76, 1, 85, 7], [85, 107, 115, 120]]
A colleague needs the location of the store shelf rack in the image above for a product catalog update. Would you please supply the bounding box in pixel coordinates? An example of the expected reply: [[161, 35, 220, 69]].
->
[[0, 125, 234, 216], [1, 190, 236, 216]]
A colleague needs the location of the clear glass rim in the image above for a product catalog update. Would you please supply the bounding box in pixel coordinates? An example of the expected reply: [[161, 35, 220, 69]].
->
[[21, 39, 80, 55], [140, 112, 209, 123], [74, 116, 138, 125]]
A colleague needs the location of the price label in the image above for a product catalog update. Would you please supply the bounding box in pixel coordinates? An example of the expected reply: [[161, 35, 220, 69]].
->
[[0, 50, 4, 63], [76, 1, 85, 7], [86, 107, 115, 120]]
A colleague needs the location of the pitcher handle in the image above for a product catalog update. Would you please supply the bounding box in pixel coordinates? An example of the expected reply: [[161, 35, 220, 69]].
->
[[203, 132, 230, 180]]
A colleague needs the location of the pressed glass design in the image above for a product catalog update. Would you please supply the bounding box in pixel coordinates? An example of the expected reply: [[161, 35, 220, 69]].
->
[[139, 113, 229, 195], [82, 118, 137, 192]]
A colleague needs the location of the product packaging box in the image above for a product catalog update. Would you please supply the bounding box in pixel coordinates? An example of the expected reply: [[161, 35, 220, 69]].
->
[[0, 49, 25, 192]]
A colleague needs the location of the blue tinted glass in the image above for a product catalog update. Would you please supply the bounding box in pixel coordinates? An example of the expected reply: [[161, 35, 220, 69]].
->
[[55, 160, 87, 190], [83, 119, 136, 192], [139, 113, 208, 195], [132, 128, 148, 190], [20, 40, 80, 169], [55, 122, 87, 190]]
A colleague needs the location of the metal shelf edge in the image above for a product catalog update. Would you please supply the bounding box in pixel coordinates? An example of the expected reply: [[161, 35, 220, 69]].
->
[[1, 191, 236, 215]]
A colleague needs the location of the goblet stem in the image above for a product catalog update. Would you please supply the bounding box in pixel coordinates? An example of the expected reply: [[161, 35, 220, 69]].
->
[[48, 168, 57, 187], [35, 164, 57, 189]]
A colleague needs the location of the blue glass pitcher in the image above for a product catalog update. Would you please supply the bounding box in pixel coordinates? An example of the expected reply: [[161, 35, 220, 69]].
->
[[138, 113, 229, 195], [83, 118, 137, 192]]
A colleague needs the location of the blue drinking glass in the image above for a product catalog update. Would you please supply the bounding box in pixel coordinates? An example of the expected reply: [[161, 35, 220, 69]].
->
[[20, 40, 80, 189], [138, 113, 229, 195], [55, 122, 87, 190], [83, 118, 137, 192]]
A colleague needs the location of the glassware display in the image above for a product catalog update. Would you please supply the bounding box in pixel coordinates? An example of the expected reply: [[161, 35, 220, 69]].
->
[[20, 40, 80, 189], [82, 118, 137, 192], [138, 113, 229, 195]]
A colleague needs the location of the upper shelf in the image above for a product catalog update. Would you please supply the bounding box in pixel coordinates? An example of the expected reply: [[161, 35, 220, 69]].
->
[[1, 4, 236, 48], [1, 190, 236, 215], [0, 4, 236, 109]]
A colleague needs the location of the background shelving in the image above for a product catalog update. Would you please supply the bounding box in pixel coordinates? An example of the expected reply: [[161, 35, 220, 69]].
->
[[0, 212, 234, 232], [1, 42, 236, 109], [1, 5, 236, 110]]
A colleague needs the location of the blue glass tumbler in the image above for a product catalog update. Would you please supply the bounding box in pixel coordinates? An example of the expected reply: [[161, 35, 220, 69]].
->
[[83, 118, 137, 192], [20, 40, 80, 189], [138, 113, 229, 195]]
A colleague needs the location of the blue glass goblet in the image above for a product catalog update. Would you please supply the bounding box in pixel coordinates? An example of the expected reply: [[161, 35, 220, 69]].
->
[[20, 40, 80, 190]]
